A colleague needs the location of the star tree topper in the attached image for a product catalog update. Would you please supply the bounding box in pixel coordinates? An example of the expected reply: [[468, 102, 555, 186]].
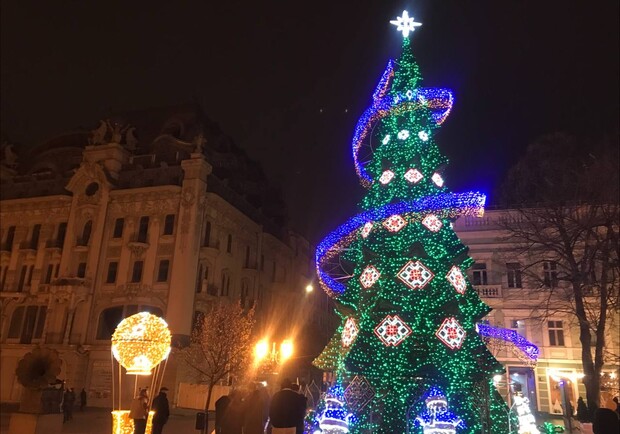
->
[[390, 10, 422, 38]]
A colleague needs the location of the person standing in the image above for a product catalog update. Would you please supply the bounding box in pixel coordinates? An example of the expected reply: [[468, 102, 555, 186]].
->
[[221, 391, 246, 434], [151, 387, 170, 434], [269, 379, 307, 434], [215, 394, 231, 434], [129, 389, 149, 434], [80, 388, 87, 411], [593, 392, 620, 434], [243, 385, 269, 434]]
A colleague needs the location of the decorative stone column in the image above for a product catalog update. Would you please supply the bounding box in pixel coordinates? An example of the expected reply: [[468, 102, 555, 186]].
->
[[167, 153, 211, 346]]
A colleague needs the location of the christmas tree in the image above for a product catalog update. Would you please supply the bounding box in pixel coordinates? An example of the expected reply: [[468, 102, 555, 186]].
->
[[315, 11, 512, 434]]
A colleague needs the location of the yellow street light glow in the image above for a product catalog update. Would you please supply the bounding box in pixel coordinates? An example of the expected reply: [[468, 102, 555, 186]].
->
[[111, 312, 171, 375], [255, 340, 269, 361], [305, 284, 314, 293], [280, 340, 293, 362]]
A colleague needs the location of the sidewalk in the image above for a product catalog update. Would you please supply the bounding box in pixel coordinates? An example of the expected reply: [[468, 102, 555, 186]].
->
[[1, 406, 206, 434]]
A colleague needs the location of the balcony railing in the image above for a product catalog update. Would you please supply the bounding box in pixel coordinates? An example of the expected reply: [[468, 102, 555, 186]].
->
[[475, 285, 503, 298]]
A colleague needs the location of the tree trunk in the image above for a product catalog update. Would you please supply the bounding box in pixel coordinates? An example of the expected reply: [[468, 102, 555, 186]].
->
[[202, 384, 214, 434], [583, 373, 601, 421]]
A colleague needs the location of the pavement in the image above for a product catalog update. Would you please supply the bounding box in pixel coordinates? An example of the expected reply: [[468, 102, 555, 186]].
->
[[0, 406, 208, 434]]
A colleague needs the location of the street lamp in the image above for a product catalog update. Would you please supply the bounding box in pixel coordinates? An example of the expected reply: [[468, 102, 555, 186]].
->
[[254, 339, 294, 370], [305, 284, 314, 293]]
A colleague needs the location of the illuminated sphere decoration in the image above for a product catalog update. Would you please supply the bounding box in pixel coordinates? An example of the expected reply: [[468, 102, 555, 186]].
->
[[111, 312, 171, 375]]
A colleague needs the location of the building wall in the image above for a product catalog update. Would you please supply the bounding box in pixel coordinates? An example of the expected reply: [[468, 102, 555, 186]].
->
[[455, 211, 620, 415], [0, 142, 332, 407]]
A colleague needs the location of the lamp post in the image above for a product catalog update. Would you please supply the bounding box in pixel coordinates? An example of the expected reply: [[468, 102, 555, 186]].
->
[[254, 339, 294, 371]]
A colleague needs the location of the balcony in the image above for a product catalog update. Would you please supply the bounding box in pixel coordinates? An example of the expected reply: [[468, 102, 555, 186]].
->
[[475, 285, 503, 298], [19, 241, 37, 251], [46, 239, 64, 249]]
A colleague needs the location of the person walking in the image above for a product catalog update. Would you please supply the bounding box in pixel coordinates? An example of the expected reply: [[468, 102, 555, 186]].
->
[[151, 387, 170, 434], [221, 391, 246, 434], [62, 387, 76, 422], [593, 392, 620, 434], [129, 389, 149, 434], [243, 385, 269, 434], [215, 394, 231, 434], [80, 388, 87, 411], [269, 379, 307, 434]]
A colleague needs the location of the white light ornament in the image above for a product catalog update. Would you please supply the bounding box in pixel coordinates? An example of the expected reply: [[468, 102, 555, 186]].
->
[[390, 10, 422, 38], [418, 131, 429, 142], [397, 260, 434, 290], [379, 169, 395, 185], [435, 317, 466, 350], [374, 315, 412, 347], [446, 266, 467, 294], [512, 393, 540, 434], [431, 172, 444, 187], [421, 214, 443, 232], [397, 129, 410, 140], [361, 221, 373, 239], [359, 265, 381, 289], [342, 317, 359, 348], [382, 214, 407, 233], [404, 168, 424, 184], [382, 135, 391, 145]]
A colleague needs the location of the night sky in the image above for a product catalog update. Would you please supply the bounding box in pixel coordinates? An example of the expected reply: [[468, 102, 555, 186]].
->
[[2, 1, 618, 242]]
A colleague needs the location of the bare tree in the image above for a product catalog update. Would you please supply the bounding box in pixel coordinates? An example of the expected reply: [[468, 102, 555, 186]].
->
[[182, 302, 255, 432], [497, 133, 619, 414]]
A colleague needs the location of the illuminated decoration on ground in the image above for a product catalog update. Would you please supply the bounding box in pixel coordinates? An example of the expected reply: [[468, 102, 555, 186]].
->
[[342, 318, 359, 348], [378, 169, 395, 185], [344, 376, 375, 412], [421, 214, 443, 232], [360, 222, 373, 239], [404, 168, 423, 184], [435, 317, 466, 350], [313, 10, 512, 433], [111, 312, 171, 375], [446, 265, 467, 294], [316, 385, 354, 434], [418, 131, 429, 141], [415, 388, 463, 434], [359, 265, 380, 289], [390, 10, 422, 38], [476, 323, 539, 362], [382, 135, 390, 145], [431, 172, 444, 187], [397, 260, 434, 290], [397, 129, 410, 140], [374, 315, 412, 346], [112, 410, 154, 434], [512, 392, 539, 434], [382, 214, 407, 233]]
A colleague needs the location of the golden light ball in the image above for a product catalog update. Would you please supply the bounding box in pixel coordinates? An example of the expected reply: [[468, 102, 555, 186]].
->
[[111, 312, 171, 375]]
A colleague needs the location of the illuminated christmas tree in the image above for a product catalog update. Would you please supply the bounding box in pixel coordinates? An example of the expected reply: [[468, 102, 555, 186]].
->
[[314, 11, 512, 434]]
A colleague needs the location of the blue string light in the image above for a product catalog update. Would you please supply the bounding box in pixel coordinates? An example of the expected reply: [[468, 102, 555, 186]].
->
[[476, 323, 540, 361]]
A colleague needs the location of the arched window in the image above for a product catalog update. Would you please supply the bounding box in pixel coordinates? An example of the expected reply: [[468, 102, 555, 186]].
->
[[79, 220, 92, 246], [7, 305, 47, 344], [96, 305, 163, 340]]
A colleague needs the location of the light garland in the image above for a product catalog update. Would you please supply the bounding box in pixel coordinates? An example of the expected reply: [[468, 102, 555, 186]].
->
[[382, 214, 407, 233], [435, 317, 466, 350], [342, 318, 359, 348], [446, 265, 467, 294], [378, 170, 395, 185], [512, 393, 540, 434], [111, 312, 171, 375], [359, 265, 380, 289], [415, 388, 463, 434], [476, 323, 540, 361], [397, 260, 434, 290], [404, 168, 424, 184], [374, 315, 412, 347], [112, 410, 154, 434]]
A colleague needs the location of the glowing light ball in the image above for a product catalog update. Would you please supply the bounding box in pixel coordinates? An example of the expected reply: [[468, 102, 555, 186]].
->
[[111, 312, 171, 375]]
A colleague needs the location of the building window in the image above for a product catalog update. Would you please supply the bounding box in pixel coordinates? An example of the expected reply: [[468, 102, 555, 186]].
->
[[163, 214, 175, 236], [506, 263, 522, 288], [77, 262, 87, 278], [245, 246, 251, 268], [2, 226, 16, 251], [471, 263, 488, 286], [203, 221, 211, 247], [157, 260, 170, 282], [30, 224, 41, 249], [260, 255, 265, 271], [220, 272, 230, 296], [106, 262, 118, 284], [226, 234, 232, 253], [56, 222, 67, 247], [131, 261, 144, 283], [0, 266, 8, 290], [543, 261, 558, 288], [241, 281, 249, 308], [137, 216, 149, 243], [17, 265, 29, 291], [7, 305, 47, 344], [79, 220, 92, 246], [113, 218, 124, 238], [44, 264, 54, 284], [96, 305, 163, 339], [548, 320, 565, 346]]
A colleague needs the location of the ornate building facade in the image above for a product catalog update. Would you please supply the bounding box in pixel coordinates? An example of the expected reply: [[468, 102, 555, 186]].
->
[[0, 106, 333, 407], [456, 211, 619, 416]]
